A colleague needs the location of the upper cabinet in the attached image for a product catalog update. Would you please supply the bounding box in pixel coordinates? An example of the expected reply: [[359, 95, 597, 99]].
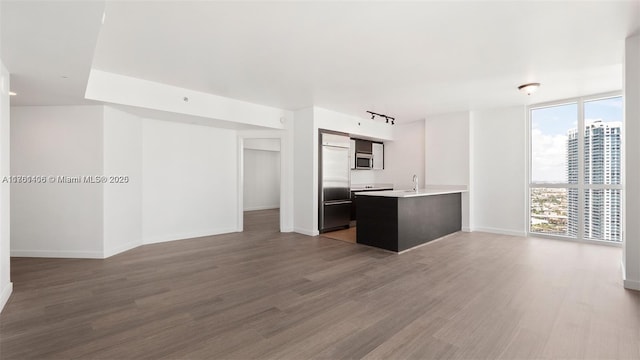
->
[[372, 142, 384, 170], [350, 137, 384, 170], [355, 139, 372, 154]]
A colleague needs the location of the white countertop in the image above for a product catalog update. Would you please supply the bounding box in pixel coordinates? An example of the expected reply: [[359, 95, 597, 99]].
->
[[354, 185, 468, 198]]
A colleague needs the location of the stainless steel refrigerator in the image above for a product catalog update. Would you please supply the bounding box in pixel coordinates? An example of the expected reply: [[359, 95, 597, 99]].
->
[[319, 132, 352, 233]]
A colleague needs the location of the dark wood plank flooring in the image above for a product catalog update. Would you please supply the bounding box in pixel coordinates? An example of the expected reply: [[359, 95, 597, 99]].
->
[[1, 209, 638, 359]]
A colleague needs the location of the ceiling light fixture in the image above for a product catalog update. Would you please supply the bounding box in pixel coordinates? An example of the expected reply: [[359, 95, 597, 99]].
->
[[366, 111, 395, 125], [9, 91, 16, 96], [518, 82, 541, 95]]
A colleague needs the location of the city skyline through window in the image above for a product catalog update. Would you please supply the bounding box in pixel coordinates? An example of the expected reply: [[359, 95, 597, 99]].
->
[[530, 95, 623, 243]]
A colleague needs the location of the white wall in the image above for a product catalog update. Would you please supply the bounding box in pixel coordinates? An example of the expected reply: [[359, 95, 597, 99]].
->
[[244, 138, 280, 152], [293, 108, 315, 235], [0, 58, 12, 313], [10, 105, 243, 257], [624, 34, 640, 291], [470, 106, 527, 236], [243, 138, 282, 211], [425, 111, 471, 229], [86, 70, 287, 130], [11, 106, 104, 258], [350, 169, 380, 186], [425, 111, 470, 186], [142, 118, 238, 243], [315, 107, 395, 141], [379, 119, 425, 190], [103, 106, 142, 257], [243, 148, 280, 211], [280, 120, 295, 233]]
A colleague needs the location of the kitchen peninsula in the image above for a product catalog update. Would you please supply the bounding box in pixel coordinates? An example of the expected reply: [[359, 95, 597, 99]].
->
[[355, 186, 468, 252]]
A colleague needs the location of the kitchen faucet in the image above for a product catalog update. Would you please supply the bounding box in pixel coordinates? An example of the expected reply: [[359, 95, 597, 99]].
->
[[412, 174, 418, 192]]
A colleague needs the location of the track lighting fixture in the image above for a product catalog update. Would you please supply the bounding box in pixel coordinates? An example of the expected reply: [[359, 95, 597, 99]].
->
[[366, 111, 395, 125]]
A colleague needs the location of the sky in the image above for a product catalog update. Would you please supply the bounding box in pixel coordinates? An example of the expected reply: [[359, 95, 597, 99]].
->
[[531, 96, 623, 183]]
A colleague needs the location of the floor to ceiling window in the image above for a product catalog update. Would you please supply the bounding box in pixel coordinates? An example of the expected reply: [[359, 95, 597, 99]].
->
[[528, 93, 623, 244]]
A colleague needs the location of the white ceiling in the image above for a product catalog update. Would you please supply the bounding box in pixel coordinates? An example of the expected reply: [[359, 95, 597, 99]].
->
[[1, 1, 105, 105], [3, 1, 639, 122]]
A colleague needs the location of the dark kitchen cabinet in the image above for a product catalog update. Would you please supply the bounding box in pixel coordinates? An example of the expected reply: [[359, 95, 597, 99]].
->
[[350, 186, 393, 220], [350, 191, 358, 220], [355, 139, 372, 154]]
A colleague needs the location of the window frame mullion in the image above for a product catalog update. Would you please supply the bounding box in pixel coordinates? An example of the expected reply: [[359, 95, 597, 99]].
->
[[577, 96, 585, 241]]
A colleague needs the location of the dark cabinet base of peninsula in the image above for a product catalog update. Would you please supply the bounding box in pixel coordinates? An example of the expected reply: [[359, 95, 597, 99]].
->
[[356, 193, 462, 252]]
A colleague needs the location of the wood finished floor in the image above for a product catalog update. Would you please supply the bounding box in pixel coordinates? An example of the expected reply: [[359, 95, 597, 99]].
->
[[1, 209, 639, 359], [321, 227, 357, 244]]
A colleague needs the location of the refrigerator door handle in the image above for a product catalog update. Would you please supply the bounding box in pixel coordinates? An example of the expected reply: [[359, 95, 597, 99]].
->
[[325, 200, 352, 206]]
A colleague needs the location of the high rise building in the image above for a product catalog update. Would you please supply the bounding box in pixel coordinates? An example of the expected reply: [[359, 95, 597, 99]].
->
[[566, 120, 622, 242], [567, 129, 578, 237]]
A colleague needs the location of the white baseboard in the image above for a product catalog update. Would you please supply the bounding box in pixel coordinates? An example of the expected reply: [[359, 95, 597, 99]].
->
[[621, 262, 640, 291], [104, 239, 142, 258], [472, 227, 526, 237], [10, 249, 104, 259], [244, 205, 279, 211], [0, 282, 13, 313], [623, 279, 640, 291], [280, 226, 294, 233], [294, 227, 319, 236], [462, 226, 471, 232], [143, 227, 238, 245]]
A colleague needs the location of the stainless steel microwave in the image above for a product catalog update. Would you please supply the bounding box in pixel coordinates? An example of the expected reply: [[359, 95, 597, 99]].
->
[[355, 153, 373, 169]]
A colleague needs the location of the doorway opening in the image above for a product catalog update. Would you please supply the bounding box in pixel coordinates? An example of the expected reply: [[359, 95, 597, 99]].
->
[[241, 138, 281, 233]]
